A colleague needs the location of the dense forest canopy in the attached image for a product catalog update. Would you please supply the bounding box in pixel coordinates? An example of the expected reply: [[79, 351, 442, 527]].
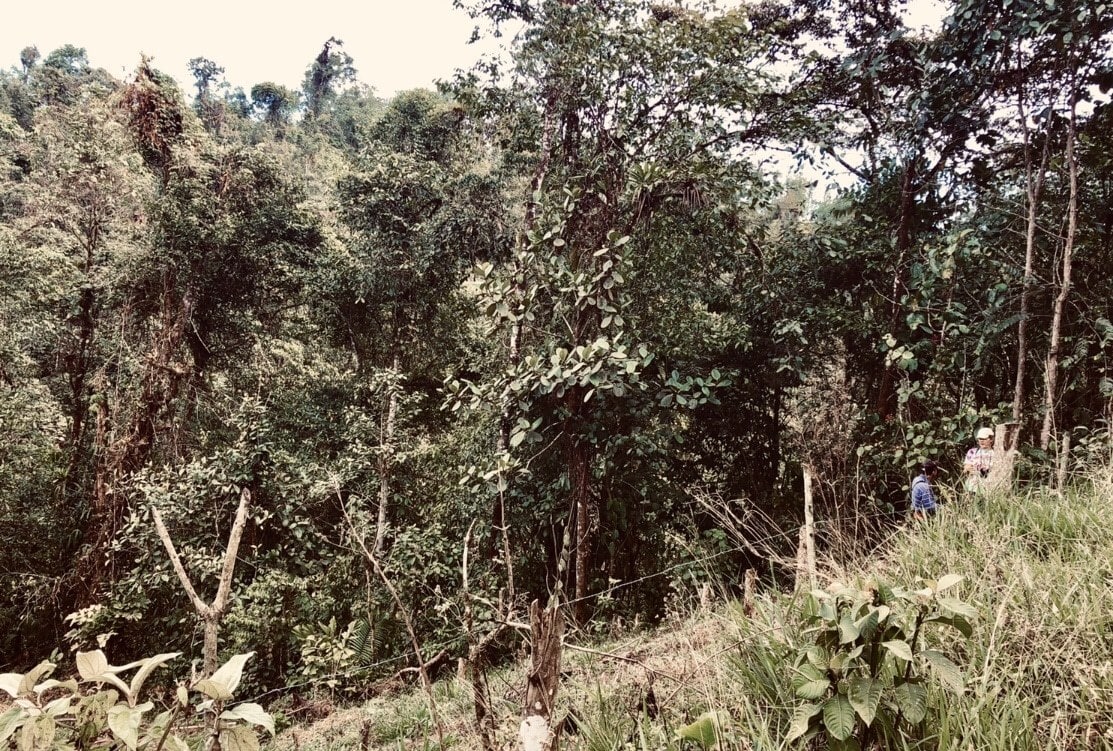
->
[[1, 0, 1110, 701]]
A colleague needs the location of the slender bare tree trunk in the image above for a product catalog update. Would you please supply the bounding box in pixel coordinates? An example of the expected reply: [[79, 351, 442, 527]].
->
[[875, 162, 917, 421], [374, 354, 401, 557], [1056, 432, 1072, 493], [1012, 73, 1053, 425], [1040, 88, 1079, 452], [152, 488, 252, 751], [339, 491, 444, 747], [799, 463, 817, 590], [151, 488, 251, 676], [569, 417, 592, 624]]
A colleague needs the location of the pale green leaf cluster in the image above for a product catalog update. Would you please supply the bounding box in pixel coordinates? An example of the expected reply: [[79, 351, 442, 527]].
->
[[0, 651, 272, 751]]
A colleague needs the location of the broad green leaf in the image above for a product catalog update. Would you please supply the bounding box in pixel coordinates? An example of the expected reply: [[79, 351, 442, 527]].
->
[[43, 697, 71, 717], [128, 652, 180, 699], [19, 714, 55, 751], [0, 674, 21, 699], [854, 609, 880, 641], [805, 645, 830, 670], [0, 707, 25, 744], [76, 651, 110, 682], [793, 662, 825, 681], [677, 710, 727, 749], [785, 703, 822, 743], [830, 651, 854, 672], [882, 640, 914, 662], [17, 664, 52, 700], [847, 676, 883, 725], [107, 702, 152, 750], [220, 725, 261, 751], [893, 683, 927, 724], [34, 679, 78, 695], [936, 574, 964, 592], [109, 659, 148, 673], [73, 651, 132, 696], [838, 612, 860, 644], [166, 735, 191, 751], [924, 614, 973, 638], [193, 679, 233, 702], [793, 677, 831, 700], [96, 672, 132, 697], [822, 694, 856, 741], [209, 652, 253, 696], [921, 651, 964, 693], [221, 703, 275, 735], [937, 597, 977, 620]]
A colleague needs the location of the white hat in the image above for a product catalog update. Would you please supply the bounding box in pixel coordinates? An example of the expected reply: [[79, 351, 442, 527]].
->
[[976, 427, 993, 440]]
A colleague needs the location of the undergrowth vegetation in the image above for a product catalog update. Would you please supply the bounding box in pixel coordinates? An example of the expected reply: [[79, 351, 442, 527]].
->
[[270, 468, 1113, 751]]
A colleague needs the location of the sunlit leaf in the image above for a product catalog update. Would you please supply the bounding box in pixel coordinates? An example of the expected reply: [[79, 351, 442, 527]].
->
[[0, 707, 25, 744], [19, 713, 55, 751], [921, 650, 964, 693], [937, 597, 977, 620], [107, 702, 152, 750], [76, 651, 110, 682], [677, 710, 727, 749], [220, 703, 275, 735], [882, 640, 913, 662], [220, 725, 261, 751], [936, 574, 964, 592], [128, 652, 180, 699], [0, 674, 21, 699], [16, 664, 53, 699]]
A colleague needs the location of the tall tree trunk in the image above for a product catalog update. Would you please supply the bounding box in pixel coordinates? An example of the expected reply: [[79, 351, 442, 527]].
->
[[1039, 90, 1079, 452], [1012, 71, 1053, 425], [374, 354, 401, 557], [875, 161, 917, 420], [569, 425, 593, 624]]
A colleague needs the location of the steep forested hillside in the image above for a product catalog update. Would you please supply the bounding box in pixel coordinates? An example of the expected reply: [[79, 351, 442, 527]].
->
[[267, 470, 1113, 751], [0, 1, 1110, 746]]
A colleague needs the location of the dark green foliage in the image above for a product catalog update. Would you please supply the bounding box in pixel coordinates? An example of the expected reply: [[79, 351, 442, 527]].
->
[[0, 0, 1111, 704]]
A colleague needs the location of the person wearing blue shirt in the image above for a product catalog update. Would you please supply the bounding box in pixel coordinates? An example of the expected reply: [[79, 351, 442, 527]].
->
[[911, 460, 941, 520]]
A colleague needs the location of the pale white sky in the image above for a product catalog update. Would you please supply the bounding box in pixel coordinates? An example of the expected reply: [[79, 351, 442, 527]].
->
[[0, 0, 502, 97], [1, 0, 947, 100]]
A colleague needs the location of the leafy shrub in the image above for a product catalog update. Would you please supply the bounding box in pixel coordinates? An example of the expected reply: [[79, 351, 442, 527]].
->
[[786, 575, 974, 749], [0, 650, 273, 750]]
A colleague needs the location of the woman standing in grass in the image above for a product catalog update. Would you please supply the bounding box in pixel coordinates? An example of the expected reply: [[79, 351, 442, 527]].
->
[[964, 427, 995, 493], [911, 460, 941, 520]]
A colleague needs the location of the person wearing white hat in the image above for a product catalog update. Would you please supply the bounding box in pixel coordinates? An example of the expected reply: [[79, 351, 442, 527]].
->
[[964, 427, 994, 493]]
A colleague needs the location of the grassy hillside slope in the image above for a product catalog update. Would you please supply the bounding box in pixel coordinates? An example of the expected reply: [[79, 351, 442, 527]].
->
[[272, 468, 1113, 751]]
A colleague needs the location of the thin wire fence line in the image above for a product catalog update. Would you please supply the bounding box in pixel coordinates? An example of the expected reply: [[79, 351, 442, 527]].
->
[[242, 506, 910, 703]]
